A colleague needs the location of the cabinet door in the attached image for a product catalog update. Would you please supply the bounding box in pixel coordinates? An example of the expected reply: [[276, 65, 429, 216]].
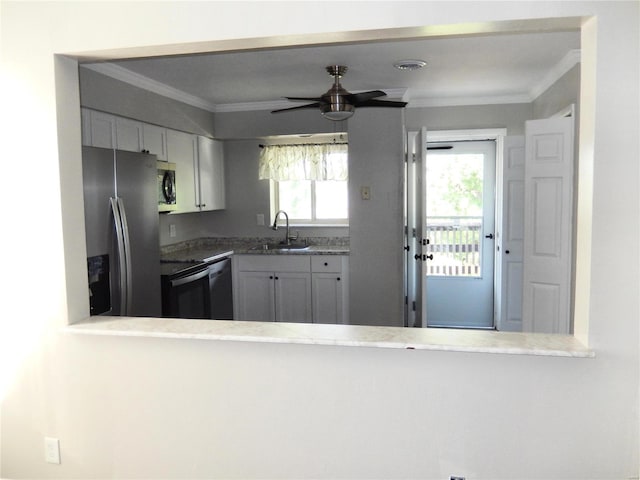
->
[[197, 136, 226, 211], [275, 272, 312, 323], [115, 116, 143, 152], [88, 110, 116, 149], [236, 271, 275, 322], [312, 273, 344, 324], [167, 129, 198, 213], [143, 124, 167, 160]]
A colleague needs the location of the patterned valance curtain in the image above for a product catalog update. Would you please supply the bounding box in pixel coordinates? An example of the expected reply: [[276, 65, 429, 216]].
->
[[259, 143, 348, 181]]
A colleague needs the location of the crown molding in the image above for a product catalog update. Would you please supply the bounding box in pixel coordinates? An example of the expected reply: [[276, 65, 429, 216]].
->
[[529, 49, 581, 101], [408, 94, 533, 108], [82, 63, 218, 112]]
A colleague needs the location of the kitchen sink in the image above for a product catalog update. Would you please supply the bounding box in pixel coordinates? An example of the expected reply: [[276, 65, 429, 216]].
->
[[250, 242, 310, 251]]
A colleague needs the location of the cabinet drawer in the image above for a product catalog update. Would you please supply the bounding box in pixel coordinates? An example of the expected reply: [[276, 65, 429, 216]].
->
[[236, 254, 310, 272], [311, 255, 344, 273]]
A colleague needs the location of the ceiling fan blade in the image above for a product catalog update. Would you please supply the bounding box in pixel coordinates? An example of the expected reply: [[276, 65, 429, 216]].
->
[[346, 90, 387, 104], [271, 103, 320, 113], [284, 96, 324, 102], [355, 99, 408, 108]]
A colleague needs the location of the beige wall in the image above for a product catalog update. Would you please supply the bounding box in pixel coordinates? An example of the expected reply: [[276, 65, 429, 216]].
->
[[1, 2, 638, 479]]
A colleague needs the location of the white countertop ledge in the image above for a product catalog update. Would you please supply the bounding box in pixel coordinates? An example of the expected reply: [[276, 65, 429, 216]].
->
[[65, 317, 594, 358]]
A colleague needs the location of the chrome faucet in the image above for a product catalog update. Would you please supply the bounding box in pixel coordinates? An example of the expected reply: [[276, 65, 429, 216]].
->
[[272, 210, 295, 245]]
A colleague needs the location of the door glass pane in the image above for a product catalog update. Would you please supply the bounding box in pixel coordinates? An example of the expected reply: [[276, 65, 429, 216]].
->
[[426, 153, 484, 277], [316, 180, 348, 219], [278, 180, 311, 219]]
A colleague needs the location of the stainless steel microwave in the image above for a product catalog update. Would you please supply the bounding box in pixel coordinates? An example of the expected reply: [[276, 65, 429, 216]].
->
[[158, 161, 177, 212]]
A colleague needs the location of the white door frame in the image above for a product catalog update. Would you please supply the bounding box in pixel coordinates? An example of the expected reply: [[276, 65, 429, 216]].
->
[[425, 128, 507, 328]]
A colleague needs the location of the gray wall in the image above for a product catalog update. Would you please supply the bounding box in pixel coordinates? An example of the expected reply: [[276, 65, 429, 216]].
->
[[79, 67, 215, 136], [347, 108, 406, 325], [533, 64, 580, 119], [406, 103, 532, 135]]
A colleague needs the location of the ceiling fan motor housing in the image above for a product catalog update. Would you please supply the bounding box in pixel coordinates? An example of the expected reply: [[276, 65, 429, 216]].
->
[[321, 79, 355, 120]]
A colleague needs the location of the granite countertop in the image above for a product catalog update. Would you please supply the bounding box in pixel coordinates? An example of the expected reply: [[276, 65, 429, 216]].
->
[[160, 237, 350, 264]]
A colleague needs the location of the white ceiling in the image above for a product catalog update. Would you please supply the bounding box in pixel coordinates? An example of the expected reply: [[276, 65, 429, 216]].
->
[[84, 29, 580, 113]]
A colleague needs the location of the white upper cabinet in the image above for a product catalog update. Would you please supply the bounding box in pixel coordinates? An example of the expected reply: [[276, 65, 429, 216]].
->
[[197, 136, 226, 211], [82, 108, 144, 153], [114, 116, 144, 152], [82, 109, 116, 148], [167, 129, 198, 213], [81, 108, 225, 213], [142, 123, 167, 160]]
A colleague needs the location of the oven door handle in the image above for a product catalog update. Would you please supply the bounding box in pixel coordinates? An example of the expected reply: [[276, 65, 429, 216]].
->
[[170, 267, 209, 288]]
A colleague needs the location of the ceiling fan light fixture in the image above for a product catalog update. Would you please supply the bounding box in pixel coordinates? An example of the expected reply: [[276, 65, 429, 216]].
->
[[393, 59, 427, 71], [321, 102, 354, 121]]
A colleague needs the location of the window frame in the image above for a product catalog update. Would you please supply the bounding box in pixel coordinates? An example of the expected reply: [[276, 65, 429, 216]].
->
[[271, 178, 349, 227]]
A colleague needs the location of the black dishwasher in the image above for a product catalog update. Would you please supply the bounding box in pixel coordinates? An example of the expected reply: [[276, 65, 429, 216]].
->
[[208, 257, 233, 320], [161, 261, 211, 319], [161, 256, 233, 320]]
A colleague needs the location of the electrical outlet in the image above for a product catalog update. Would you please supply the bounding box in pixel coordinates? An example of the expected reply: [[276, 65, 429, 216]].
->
[[361, 186, 371, 200], [257, 213, 265, 226], [169, 224, 176, 238], [44, 437, 61, 464]]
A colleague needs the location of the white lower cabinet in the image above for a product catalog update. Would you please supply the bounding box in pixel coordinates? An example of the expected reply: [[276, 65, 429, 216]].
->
[[311, 255, 349, 324], [234, 254, 348, 324], [235, 255, 312, 322]]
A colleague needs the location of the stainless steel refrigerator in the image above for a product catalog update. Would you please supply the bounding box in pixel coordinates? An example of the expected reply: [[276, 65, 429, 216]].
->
[[83, 146, 161, 317]]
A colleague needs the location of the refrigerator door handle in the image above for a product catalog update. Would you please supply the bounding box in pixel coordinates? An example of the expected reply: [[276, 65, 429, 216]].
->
[[110, 197, 132, 315], [116, 197, 133, 316], [110, 197, 127, 314]]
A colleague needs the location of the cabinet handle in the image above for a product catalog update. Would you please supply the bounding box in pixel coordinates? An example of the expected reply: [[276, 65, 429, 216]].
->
[[324, 262, 328, 266], [274, 276, 279, 280], [269, 275, 273, 279], [337, 277, 341, 281]]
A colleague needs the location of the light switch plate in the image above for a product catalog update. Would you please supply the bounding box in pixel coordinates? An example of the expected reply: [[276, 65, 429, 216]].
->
[[361, 186, 371, 200], [45, 437, 60, 464], [257, 213, 265, 226]]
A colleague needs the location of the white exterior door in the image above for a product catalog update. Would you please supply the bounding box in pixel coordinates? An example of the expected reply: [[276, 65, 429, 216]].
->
[[498, 135, 526, 331], [522, 117, 574, 334], [424, 140, 496, 329], [405, 127, 428, 328]]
